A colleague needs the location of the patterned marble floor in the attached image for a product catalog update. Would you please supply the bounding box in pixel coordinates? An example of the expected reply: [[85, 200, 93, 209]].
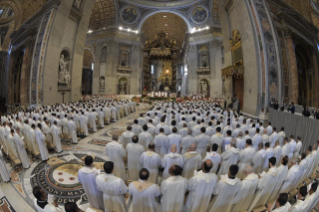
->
[[0, 103, 151, 212]]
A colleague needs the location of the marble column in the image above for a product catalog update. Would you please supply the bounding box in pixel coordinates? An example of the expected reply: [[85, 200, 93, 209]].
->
[[105, 40, 118, 94], [312, 48, 319, 107], [283, 27, 298, 104], [20, 40, 33, 108], [186, 45, 197, 94], [92, 42, 102, 94], [7, 52, 15, 106], [131, 45, 140, 94]]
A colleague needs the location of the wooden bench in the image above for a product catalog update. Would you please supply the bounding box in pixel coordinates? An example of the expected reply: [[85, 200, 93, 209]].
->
[[304, 178, 311, 186], [288, 188, 298, 199], [252, 205, 266, 212], [88, 207, 103, 212]]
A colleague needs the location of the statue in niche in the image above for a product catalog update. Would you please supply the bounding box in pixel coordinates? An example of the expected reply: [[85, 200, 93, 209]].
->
[[101, 47, 107, 62], [201, 55, 208, 67], [73, 0, 82, 9], [58, 53, 70, 86], [100, 76, 105, 90], [120, 53, 127, 66]]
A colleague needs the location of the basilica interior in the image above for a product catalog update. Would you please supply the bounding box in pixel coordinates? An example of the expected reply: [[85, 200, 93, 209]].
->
[[0, 0, 319, 212]]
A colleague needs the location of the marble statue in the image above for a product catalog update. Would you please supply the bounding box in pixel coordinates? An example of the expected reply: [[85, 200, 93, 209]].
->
[[202, 82, 208, 96], [73, 0, 82, 9], [101, 47, 107, 62], [59, 53, 70, 86]]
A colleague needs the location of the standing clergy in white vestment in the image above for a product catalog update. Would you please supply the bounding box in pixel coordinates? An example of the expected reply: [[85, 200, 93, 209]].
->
[[29, 124, 40, 155], [132, 119, 143, 135], [88, 110, 97, 132], [252, 128, 263, 151], [195, 127, 210, 159], [288, 186, 308, 212], [266, 122, 273, 135], [232, 165, 259, 212], [79, 112, 89, 136], [0, 147, 10, 182], [96, 161, 127, 212], [51, 121, 62, 153], [279, 158, 299, 193], [282, 137, 290, 160], [263, 142, 274, 172], [269, 156, 289, 201], [167, 127, 182, 153], [105, 135, 126, 179], [288, 135, 297, 165], [181, 143, 202, 179], [269, 127, 279, 148], [207, 165, 242, 212], [119, 126, 134, 149], [248, 157, 279, 211], [98, 109, 105, 128], [126, 135, 145, 180], [35, 124, 49, 161], [139, 125, 153, 150], [154, 128, 169, 157], [184, 160, 217, 212], [203, 143, 221, 173], [13, 128, 30, 169], [237, 139, 256, 179], [140, 143, 161, 183], [162, 145, 184, 179], [262, 129, 270, 146], [274, 141, 283, 167], [218, 139, 239, 176], [161, 165, 188, 212], [210, 127, 223, 154], [129, 168, 161, 212], [294, 136, 302, 159], [278, 127, 285, 146], [78, 156, 104, 210], [181, 129, 195, 154], [67, 117, 78, 144]]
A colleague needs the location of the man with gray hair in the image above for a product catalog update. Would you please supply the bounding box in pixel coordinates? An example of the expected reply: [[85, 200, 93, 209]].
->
[[181, 129, 195, 154], [105, 134, 126, 179], [182, 143, 202, 179], [218, 139, 239, 176], [232, 165, 258, 211]]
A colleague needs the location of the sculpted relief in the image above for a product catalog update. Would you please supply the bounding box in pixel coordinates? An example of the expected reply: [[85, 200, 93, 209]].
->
[[58, 52, 71, 87]]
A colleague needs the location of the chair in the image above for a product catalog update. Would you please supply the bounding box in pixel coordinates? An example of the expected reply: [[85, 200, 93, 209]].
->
[[288, 188, 298, 199], [304, 178, 311, 186]]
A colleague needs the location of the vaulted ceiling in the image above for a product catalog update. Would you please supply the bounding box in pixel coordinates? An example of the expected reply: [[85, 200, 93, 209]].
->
[[141, 12, 188, 49], [88, 0, 116, 30]]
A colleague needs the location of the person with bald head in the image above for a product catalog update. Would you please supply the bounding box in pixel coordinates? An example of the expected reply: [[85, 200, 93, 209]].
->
[[181, 143, 202, 179], [207, 165, 242, 212], [237, 139, 256, 179], [167, 127, 182, 153], [203, 143, 221, 173], [161, 165, 187, 212], [184, 160, 217, 212], [218, 139, 239, 177], [232, 165, 259, 212], [140, 143, 161, 184], [161, 144, 184, 179]]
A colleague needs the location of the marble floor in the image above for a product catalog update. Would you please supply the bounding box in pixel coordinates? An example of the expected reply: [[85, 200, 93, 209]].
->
[[0, 103, 151, 212]]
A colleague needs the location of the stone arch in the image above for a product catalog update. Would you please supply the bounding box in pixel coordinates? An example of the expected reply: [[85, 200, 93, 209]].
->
[[137, 10, 192, 32], [83, 48, 95, 69]]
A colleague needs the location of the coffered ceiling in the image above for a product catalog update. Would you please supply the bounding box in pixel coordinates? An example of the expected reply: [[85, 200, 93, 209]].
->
[[88, 0, 116, 30]]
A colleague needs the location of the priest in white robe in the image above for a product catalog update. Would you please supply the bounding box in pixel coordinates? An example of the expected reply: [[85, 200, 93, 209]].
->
[[269, 127, 279, 148], [88, 110, 97, 132], [139, 125, 153, 150], [288, 186, 308, 212], [119, 126, 134, 149], [195, 127, 210, 158], [67, 117, 78, 144], [274, 141, 283, 167], [218, 139, 239, 176], [294, 136, 302, 159], [29, 124, 40, 156], [161, 165, 187, 212], [279, 158, 299, 193], [51, 121, 62, 153], [181, 143, 202, 179], [105, 135, 126, 179], [79, 112, 89, 136], [35, 124, 49, 161], [269, 155, 289, 201], [210, 127, 223, 154], [132, 120, 143, 135], [96, 161, 127, 212], [266, 193, 289, 212], [126, 135, 145, 180], [207, 165, 242, 212], [7, 130, 19, 160], [13, 128, 30, 169], [203, 143, 221, 173], [184, 160, 217, 212], [78, 155, 104, 210], [248, 157, 279, 211], [129, 168, 161, 212], [263, 142, 274, 172], [140, 143, 161, 183], [232, 165, 258, 212], [98, 109, 105, 128], [154, 128, 169, 157], [0, 148, 10, 182], [181, 130, 195, 154], [237, 139, 256, 179], [162, 145, 184, 179]]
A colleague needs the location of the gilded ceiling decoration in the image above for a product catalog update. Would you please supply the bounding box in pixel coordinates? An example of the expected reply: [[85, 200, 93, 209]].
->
[[88, 0, 116, 30], [141, 12, 187, 49], [121, 0, 202, 8]]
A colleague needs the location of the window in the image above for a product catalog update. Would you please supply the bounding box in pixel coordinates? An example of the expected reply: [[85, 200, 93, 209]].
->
[[181, 66, 184, 75], [91, 63, 94, 71], [151, 65, 154, 74]]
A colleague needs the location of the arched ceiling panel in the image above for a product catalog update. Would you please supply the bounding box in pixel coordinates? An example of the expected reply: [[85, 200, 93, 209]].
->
[[141, 12, 187, 49], [88, 0, 116, 30]]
